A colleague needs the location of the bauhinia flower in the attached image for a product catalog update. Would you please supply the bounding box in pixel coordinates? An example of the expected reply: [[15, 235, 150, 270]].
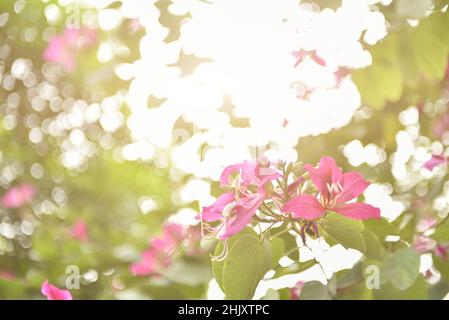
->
[[435, 244, 448, 260], [282, 157, 380, 220], [71, 219, 89, 242], [0, 183, 35, 209], [290, 281, 304, 300], [199, 158, 280, 240], [43, 28, 97, 71], [41, 280, 73, 300], [130, 223, 185, 276], [423, 154, 448, 171], [412, 235, 436, 253]]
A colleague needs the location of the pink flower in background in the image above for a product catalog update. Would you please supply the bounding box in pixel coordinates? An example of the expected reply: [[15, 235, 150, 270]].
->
[[435, 245, 448, 260], [423, 154, 448, 171], [290, 281, 304, 300], [41, 280, 72, 300], [416, 216, 437, 233], [292, 50, 326, 67], [199, 158, 280, 240], [0, 270, 15, 281], [0, 183, 35, 209], [43, 28, 97, 71], [71, 219, 89, 242], [412, 235, 436, 253], [283, 157, 380, 220], [130, 223, 185, 276]]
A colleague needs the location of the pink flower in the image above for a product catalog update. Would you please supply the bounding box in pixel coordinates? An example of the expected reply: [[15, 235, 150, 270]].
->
[[290, 281, 304, 300], [412, 235, 436, 253], [41, 280, 72, 300], [71, 219, 89, 242], [43, 28, 97, 71], [416, 216, 437, 233], [0, 183, 35, 209], [0, 270, 15, 281], [130, 223, 185, 276], [199, 159, 279, 240], [423, 155, 448, 171], [283, 157, 380, 220], [435, 245, 448, 260], [292, 50, 326, 67]]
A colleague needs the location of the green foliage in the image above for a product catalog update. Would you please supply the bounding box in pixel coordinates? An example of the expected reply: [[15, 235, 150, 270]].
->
[[382, 248, 421, 291], [353, 11, 449, 109], [321, 213, 366, 253], [212, 229, 272, 300]]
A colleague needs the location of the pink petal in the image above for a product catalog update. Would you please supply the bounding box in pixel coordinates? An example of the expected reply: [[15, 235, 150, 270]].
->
[[200, 192, 235, 222], [423, 155, 447, 170], [304, 156, 342, 196], [71, 219, 88, 242], [41, 280, 73, 300], [130, 249, 159, 276], [220, 163, 244, 186], [0, 183, 36, 209], [336, 172, 369, 203], [282, 195, 325, 220], [218, 193, 265, 240], [333, 202, 381, 220]]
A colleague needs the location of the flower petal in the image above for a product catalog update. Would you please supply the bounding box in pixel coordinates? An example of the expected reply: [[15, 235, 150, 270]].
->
[[282, 195, 325, 220], [199, 192, 234, 222], [304, 156, 342, 196], [334, 202, 381, 220], [336, 172, 369, 203], [423, 155, 447, 171], [218, 194, 264, 240], [41, 280, 73, 300]]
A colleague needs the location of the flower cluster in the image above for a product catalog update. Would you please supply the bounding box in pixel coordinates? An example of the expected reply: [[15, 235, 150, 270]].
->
[[200, 156, 380, 242], [130, 223, 185, 276], [0, 183, 35, 209], [43, 28, 97, 71]]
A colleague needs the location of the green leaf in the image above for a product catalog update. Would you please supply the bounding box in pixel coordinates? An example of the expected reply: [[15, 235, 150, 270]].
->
[[382, 248, 421, 291], [337, 262, 364, 290], [373, 275, 428, 300], [364, 217, 399, 241], [163, 260, 212, 286], [278, 231, 300, 261], [261, 288, 280, 300], [433, 255, 449, 282], [221, 232, 272, 299], [299, 281, 332, 300], [212, 228, 255, 292], [352, 36, 403, 109], [363, 228, 384, 260], [271, 237, 285, 268], [273, 260, 316, 278], [395, 0, 434, 20], [433, 219, 449, 242], [322, 213, 366, 253]]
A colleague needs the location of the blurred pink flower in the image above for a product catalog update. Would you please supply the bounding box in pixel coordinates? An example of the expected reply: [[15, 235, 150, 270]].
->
[[412, 235, 436, 253], [0, 270, 15, 281], [283, 157, 380, 220], [41, 280, 72, 300], [43, 28, 97, 71], [290, 281, 304, 300], [199, 158, 280, 240], [435, 245, 448, 260], [416, 216, 437, 233], [131, 223, 185, 276], [0, 183, 35, 209], [293, 50, 326, 67], [423, 154, 448, 171], [71, 219, 89, 242]]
